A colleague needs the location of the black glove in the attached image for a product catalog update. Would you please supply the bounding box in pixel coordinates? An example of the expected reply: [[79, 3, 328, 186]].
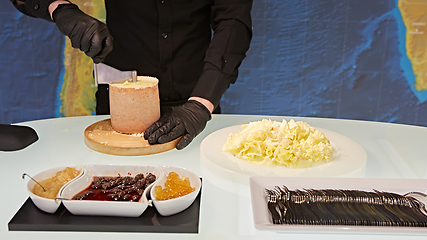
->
[[144, 100, 212, 150], [52, 4, 113, 63]]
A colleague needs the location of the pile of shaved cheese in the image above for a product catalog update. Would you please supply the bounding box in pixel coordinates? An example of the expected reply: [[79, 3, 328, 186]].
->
[[222, 119, 333, 169]]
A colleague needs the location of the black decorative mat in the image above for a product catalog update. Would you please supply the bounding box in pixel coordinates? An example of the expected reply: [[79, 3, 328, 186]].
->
[[8, 191, 201, 233]]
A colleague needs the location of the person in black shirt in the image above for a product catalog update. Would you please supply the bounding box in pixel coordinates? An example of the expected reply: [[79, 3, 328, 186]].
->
[[10, 0, 252, 150]]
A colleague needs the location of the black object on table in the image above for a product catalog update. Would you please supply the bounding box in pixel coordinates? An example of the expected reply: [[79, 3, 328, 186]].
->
[[8, 190, 201, 233], [0, 124, 38, 151]]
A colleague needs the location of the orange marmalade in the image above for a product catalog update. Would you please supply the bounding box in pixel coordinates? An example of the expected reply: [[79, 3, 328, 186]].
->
[[154, 172, 195, 200]]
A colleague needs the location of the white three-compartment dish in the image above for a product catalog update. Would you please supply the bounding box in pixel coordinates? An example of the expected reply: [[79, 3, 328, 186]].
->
[[26, 164, 201, 217]]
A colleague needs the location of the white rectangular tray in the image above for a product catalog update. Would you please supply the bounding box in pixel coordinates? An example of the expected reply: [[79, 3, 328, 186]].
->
[[249, 177, 427, 235]]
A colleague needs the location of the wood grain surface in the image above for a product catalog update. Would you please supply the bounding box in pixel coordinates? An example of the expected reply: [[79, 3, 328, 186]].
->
[[84, 119, 179, 156]]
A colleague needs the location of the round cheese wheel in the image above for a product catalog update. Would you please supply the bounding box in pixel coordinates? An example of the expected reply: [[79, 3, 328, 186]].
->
[[109, 76, 160, 134]]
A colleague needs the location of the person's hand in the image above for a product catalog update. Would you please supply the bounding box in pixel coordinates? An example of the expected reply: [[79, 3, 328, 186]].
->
[[144, 100, 212, 150], [52, 3, 113, 63]]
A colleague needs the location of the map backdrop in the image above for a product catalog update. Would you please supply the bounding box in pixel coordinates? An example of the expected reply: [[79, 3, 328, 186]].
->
[[1, 0, 426, 127]]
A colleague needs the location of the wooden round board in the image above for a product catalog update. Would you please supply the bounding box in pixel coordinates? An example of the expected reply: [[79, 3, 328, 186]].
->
[[84, 119, 179, 156]]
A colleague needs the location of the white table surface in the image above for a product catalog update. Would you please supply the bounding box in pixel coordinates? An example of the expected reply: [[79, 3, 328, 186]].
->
[[1, 114, 427, 239]]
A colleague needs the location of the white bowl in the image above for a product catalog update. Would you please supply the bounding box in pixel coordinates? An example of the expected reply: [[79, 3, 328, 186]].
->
[[26, 165, 84, 213], [61, 164, 162, 217], [150, 166, 201, 216]]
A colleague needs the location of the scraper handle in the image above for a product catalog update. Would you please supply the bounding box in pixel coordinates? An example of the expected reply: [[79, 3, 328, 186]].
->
[[132, 71, 137, 82], [94, 63, 99, 86]]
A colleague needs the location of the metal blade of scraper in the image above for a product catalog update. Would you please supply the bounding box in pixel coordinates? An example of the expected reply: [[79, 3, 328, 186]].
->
[[94, 63, 134, 86]]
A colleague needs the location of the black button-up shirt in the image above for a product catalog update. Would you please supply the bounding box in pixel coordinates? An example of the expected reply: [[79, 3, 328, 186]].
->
[[11, 0, 252, 108]]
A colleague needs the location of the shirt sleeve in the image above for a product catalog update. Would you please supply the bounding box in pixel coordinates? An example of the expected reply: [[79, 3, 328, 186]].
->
[[190, 0, 253, 108], [10, 0, 68, 22]]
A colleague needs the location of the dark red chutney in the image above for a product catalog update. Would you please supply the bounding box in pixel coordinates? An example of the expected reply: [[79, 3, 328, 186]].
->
[[72, 173, 156, 202]]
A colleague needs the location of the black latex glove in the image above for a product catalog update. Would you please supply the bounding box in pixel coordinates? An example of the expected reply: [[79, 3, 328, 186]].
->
[[144, 100, 212, 150], [52, 4, 113, 63]]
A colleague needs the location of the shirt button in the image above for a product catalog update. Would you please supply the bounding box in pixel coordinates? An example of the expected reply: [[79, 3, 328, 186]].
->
[[162, 33, 168, 39], [161, 0, 165, 3], [162, 67, 167, 72], [34, 4, 39, 10]]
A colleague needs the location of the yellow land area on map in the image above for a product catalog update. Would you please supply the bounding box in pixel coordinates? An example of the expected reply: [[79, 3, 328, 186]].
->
[[60, 0, 105, 117], [398, 0, 427, 91]]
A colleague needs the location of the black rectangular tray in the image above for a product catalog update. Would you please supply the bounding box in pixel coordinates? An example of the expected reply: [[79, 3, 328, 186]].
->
[[8, 191, 201, 233]]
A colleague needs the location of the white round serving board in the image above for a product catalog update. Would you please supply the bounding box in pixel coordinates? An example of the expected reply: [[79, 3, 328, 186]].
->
[[200, 125, 367, 183]]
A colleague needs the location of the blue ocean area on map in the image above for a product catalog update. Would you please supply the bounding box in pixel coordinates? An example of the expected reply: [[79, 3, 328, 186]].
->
[[0, 3, 64, 123], [222, 0, 426, 126], [0, 0, 426, 126]]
